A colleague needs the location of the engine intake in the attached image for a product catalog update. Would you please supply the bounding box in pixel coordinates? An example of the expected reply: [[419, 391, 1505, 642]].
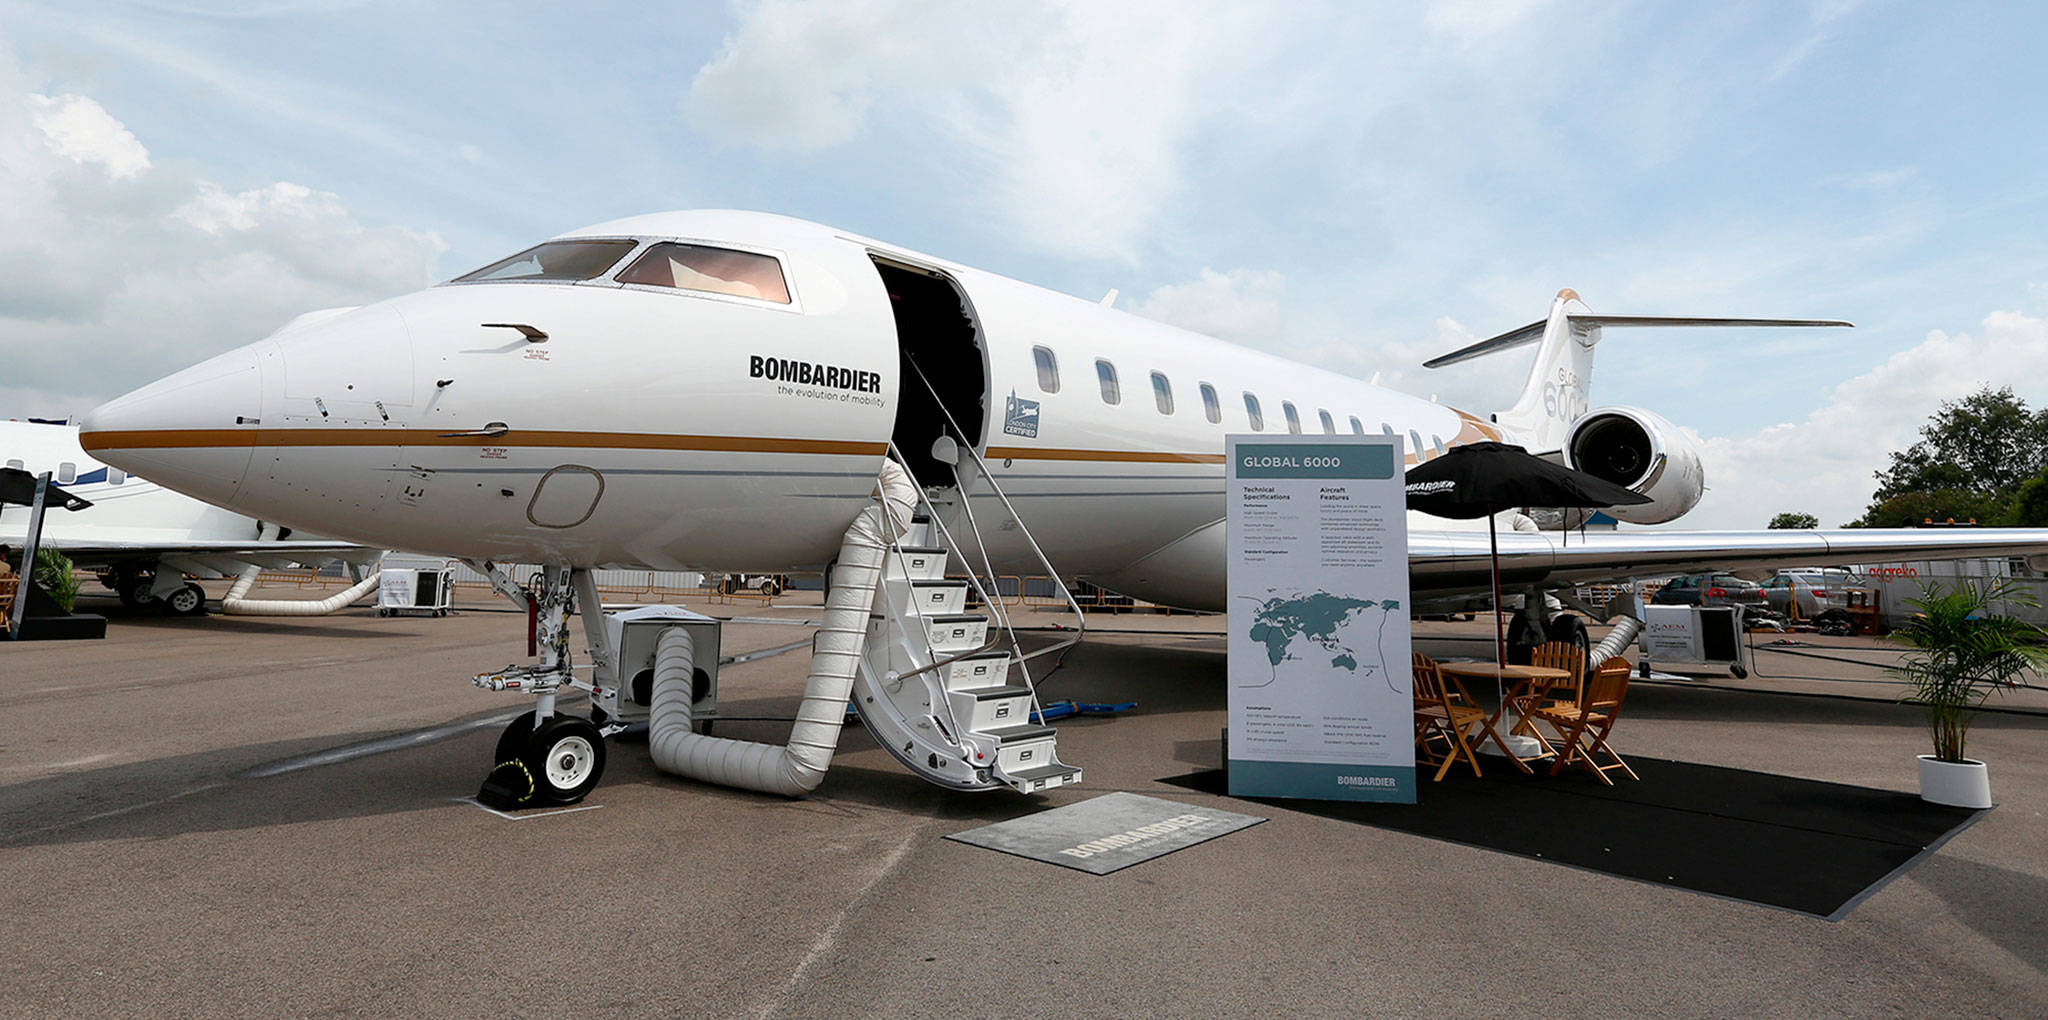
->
[[1563, 406, 1704, 524]]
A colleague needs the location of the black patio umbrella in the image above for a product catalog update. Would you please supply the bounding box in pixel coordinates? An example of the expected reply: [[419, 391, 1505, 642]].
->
[[1404, 442, 1652, 669]]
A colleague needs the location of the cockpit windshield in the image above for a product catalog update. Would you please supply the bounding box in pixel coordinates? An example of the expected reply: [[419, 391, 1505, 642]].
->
[[452, 240, 638, 283], [616, 243, 791, 304]]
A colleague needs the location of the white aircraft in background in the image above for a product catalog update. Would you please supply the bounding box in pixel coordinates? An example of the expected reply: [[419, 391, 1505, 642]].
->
[[2, 420, 376, 615], [73, 210, 2048, 803]]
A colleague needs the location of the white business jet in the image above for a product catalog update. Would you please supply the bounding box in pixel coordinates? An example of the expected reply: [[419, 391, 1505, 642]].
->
[[2, 420, 377, 615], [74, 211, 2048, 805]]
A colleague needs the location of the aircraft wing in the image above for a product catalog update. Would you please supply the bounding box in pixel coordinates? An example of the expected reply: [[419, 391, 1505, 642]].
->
[[21, 538, 379, 576], [1408, 526, 2048, 593]]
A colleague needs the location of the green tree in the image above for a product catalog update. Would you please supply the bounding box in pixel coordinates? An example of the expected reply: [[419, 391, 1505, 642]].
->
[[2004, 470, 2048, 527], [1855, 489, 2003, 529], [1856, 387, 2048, 527], [1768, 511, 1819, 529]]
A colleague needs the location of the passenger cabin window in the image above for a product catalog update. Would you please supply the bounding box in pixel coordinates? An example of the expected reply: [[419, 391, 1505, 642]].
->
[[1244, 393, 1264, 431], [616, 242, 790, 304], [1033, 346, 1060, 393], [1096, 359, 1121, 405], [1409, 430, 1425, 460], [1432, 434, 1447, 457], [108, 468, 126, 485], [453, 239, 637, 283], [1349, 415, 1364, 435], [1283, 402, 1302, 434], [57, 462, 76, 484], [1151, 372, 1174, 414], [4, 459, 22, 470], [1318, 409, 1336, 434], [1200, 383, 1221, 423]]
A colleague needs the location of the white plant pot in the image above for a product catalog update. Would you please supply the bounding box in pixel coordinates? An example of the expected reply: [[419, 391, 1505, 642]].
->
[[1917, 754, 1992, 809]]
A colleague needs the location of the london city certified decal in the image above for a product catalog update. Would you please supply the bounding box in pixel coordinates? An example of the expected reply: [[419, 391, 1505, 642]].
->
[[1002, 390, 1040, 438]]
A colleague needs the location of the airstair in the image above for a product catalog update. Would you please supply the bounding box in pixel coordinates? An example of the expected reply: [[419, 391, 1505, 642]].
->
[[850, 431, 1089, 794]]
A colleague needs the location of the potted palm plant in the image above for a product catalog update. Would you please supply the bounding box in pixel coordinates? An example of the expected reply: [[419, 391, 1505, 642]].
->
[[1891, 579, 2044, 808]]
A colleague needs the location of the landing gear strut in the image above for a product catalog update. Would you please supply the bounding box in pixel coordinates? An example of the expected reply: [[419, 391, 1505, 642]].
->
[[471, 563, 619, 809]]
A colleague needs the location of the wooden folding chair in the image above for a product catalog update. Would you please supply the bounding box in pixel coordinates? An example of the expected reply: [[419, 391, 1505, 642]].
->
[[1412, 653, 1490, 781], [1531, 655, 1639, 784], [1505, 640, 1584, 743]]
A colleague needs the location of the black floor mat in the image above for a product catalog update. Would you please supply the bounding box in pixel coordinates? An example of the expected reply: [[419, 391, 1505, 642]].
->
[[1162, 758, 1983, 919]]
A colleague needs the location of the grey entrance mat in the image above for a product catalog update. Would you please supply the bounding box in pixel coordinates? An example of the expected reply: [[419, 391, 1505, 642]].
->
[[946, 791, 1264, 875]]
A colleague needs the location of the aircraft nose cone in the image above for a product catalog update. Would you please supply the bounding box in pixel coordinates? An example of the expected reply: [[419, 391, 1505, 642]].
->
[[81, 343, 269, 509]]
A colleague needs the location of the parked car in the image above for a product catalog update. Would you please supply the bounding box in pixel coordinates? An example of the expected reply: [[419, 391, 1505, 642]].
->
[[1761, 568, 1856, 619], [1652, 573, 1770, 611]]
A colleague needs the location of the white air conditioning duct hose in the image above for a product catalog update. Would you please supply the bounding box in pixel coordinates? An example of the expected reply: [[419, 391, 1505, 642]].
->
[[222, 563, 381, 616], [648, 460, 915, 796], [220, 523, 382, 616], [1590, 614, 1643, 664]]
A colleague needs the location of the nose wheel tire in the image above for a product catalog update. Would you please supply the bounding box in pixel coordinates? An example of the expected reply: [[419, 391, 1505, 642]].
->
[[479, 713, 606, 809]]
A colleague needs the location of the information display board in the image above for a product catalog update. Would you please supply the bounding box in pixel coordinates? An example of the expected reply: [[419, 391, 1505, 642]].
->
[[1227, 435, 1415, 803]]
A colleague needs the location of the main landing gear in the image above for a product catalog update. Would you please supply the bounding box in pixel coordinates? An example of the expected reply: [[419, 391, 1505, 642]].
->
[[472, 563, 621, 810]]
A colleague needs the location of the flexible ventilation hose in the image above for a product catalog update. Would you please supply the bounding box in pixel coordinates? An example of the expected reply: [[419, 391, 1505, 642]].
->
[[1590, 614, 1642, 664], [220, 523, 382, 616], [648, 460, 916, 796], [222, 563, 381, 616]]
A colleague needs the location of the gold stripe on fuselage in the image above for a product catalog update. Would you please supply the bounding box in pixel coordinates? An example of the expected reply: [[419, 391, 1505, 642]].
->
[[983, 445, 1226, 465], [79, 427, 889, 458]]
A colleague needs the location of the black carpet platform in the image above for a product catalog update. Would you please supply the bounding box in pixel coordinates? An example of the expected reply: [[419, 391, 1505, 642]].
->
[[1163, 758, 1984, 920]]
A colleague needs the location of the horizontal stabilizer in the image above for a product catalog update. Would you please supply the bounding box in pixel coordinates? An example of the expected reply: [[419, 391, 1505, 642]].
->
[[1567, 315, 1853, 330], [1425, 313, 1850, 368], [1423, 320, 1545, 368]]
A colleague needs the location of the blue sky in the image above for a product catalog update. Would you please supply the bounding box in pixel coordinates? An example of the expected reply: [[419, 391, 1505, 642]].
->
[[2, 0, 2045, 528]]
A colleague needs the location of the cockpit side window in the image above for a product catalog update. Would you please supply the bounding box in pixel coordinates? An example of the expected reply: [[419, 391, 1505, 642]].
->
[[617, 243, 791, 304], [452, 240, 638, 283]]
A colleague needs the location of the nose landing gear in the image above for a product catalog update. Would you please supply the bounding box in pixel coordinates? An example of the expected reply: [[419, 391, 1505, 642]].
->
[[471, 563, 620, 810], [480, 711, 608, 809]]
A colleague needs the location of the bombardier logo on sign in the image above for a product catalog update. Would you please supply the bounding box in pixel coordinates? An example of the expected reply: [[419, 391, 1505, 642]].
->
[[1004, 390, 1040, 438]]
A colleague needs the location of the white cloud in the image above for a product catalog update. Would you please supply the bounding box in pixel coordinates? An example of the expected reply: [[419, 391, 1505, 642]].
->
[[0, 47, 444, 420], [686, 0, 1270, 261], [1128, 267, 1286, 345], [25, 93, 150, 178], [1692, 308, 2048, 529]]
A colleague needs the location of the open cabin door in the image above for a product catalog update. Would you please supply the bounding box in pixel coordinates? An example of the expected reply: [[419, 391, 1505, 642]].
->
[[871, 256, 988, 488]]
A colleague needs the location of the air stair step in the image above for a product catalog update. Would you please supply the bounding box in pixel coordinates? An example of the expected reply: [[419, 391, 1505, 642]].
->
[[982, 723, 1057, 744], [904, 579, 969, 616], [920, 613, 988, 652], [1001, 761, 1083, 793], [956, 683, 1032, 701], [946, 684, 1033, 730], [939, 650, 1011, 690], [890, 545, 949, 581], [977, 723, 1060, 776]]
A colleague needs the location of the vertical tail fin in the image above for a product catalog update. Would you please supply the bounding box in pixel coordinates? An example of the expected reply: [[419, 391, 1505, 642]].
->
[[1424, 290, 1851, 455]]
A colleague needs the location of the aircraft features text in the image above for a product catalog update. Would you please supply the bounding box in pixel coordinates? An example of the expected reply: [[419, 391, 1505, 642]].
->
[[749, 354, 882, 394]]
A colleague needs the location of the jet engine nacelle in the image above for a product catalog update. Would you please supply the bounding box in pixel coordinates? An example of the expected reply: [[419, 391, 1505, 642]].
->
[[1563, 406, 1704, 524]]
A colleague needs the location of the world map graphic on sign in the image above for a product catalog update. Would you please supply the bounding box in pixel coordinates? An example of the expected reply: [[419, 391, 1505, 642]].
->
[[1239, 590, 1403, 692]]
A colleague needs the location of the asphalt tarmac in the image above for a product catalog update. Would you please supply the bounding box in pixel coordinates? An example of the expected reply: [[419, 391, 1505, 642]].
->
[[5, 587, 2046, 1017]]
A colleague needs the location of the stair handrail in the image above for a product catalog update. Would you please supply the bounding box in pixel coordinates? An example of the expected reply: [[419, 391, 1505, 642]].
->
[[872, 445, 1006, 739], [898, 360, 1089, 701]]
